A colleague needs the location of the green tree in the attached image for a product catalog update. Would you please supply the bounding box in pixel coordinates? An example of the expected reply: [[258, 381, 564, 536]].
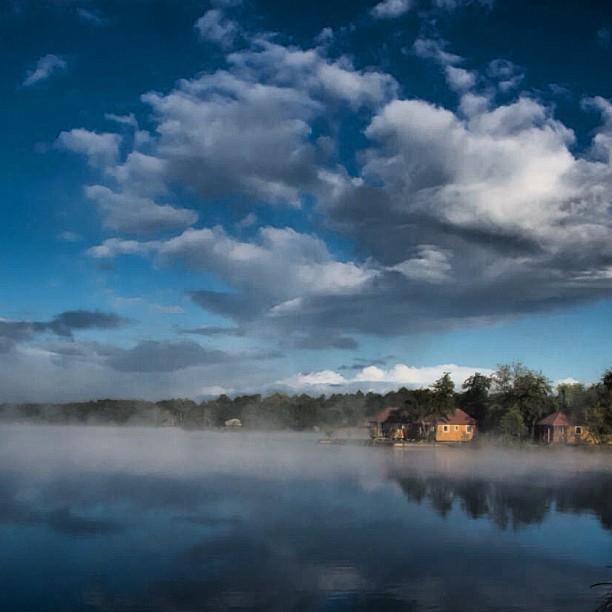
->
[[460, 372, 492, 426], [585, 369, 612, 442], [401, 388, 436, 439], [490, 363, 553, 438], [499, 406, 528, 441], [512, 370, 553, 436], [431, 372, 456, 417]]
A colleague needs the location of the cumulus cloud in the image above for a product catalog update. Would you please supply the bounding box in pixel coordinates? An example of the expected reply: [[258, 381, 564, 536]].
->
[[160, 226, 377, 300], [445, 66, 476, 92], [486, 59, 524, 92], [311, 92, 612, 337], [370, 0, 491, 19], [56, 129, 122, 168], [412, 38, 462, 66], [391, 245, 452, 282], [66, 14, 612, 352], [23, 53, 66, 87], [88, 238, 156, 259], [195, 9, 239, 48], [85, 185, 198, 233], [88, 223, 378, 348], [279, 362, 494, 393], [130, 41, 395, 207], [104, 113, 138, 128], [371, 0, 412, 20]]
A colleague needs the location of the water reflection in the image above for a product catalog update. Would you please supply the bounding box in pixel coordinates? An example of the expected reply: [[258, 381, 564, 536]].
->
[[0, 425, 609, 611], [388, 469, 612, 531]]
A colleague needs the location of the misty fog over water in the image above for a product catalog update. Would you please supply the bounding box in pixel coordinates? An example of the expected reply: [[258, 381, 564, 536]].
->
[[0, 425, 610, 611]]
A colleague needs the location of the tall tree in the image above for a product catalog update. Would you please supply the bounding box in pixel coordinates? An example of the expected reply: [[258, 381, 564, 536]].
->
[[401, 388, 436, 439], [490, 363, 553, 438], [586, 369, 612, 442], [460, 372, 492, 426]]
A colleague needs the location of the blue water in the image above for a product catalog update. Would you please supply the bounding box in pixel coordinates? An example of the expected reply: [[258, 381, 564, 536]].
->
[[0, 425, 610, 611]]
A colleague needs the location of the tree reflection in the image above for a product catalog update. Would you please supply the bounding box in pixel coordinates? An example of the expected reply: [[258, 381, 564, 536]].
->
[[388, 470, 612, 531]]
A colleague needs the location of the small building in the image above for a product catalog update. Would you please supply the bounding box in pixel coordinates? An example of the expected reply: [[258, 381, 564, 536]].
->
[[369, 407, 476, 442], [224, 418, 242, 428], [368, 407, 405, 440], [426, 408, 477, 442], [536, 411, 590, 444]]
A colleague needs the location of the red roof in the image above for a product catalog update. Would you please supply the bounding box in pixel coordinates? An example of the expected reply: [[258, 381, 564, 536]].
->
[[537, 411, 575, 427], [370, 406, 476, 426], [429, 408, 476, 426], [369, 407, 399, 424]]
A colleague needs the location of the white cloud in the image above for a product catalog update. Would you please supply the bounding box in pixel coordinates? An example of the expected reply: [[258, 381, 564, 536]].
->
[[56, 128, 122, 168], [85, 185, 198, 233], [458, 92, 490, 117], [279, 362, 494, 393], [445, 66, 476, 92], [104, 113, 138, 128], [57, 231, 81, 242], [293, 370, 347, 386], [110, 151, 168, 197], [88, 238, 157, 259], [23, 54, 66, 87], [361, 96, 580, 242], [555, 377, 582, 388], [140, 71, 318, 207], [371, 0, 412, 20], [195, 9, 239, 48], [412, 38, 462, 66], [391, 245, 452, 282], [158, 225, 377, 301], [486, 59, 524, 93]]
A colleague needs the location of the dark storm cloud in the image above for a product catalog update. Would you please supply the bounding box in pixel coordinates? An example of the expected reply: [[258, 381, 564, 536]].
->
[[0, 320, 35, 352], [0, 310, 126, 351], [106, 339, 227, 373], [189, 290, 259, 320], [45, 310, 127, 337]]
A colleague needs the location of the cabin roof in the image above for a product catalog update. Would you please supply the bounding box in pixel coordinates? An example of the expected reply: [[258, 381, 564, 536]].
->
[[369, 407, 399, 424], [537, 410, 577, 427], [370, 406, 476, 426], [424, 407, 476, 426]]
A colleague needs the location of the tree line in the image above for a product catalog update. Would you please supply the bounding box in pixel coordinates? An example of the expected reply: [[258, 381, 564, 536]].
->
[[0, 363, 611, 442]]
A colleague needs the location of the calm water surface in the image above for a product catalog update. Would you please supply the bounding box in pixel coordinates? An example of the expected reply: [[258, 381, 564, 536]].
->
[[0, 425, 610, 611]]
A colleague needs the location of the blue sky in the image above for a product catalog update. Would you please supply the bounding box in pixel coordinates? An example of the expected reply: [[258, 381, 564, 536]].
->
[[1, 0, 610, 402]]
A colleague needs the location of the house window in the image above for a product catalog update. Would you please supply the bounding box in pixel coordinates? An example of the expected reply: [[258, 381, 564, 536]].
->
[[454, 425, 459, 431], [575, 426, 582, 435], [442, 425, 450, 432], [466, 425, 472, 433]]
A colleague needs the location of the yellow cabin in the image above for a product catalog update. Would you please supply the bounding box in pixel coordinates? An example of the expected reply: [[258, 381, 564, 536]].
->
[[428, 408, 477, 442]]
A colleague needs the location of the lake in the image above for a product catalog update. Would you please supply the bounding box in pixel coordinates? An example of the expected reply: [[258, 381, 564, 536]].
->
[[0, 425, 610, 611]]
